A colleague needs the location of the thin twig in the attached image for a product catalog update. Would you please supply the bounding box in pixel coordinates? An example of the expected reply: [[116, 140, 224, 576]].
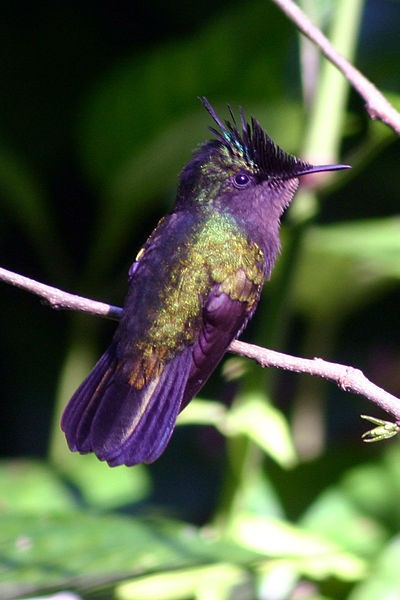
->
[[1, 265, 400, 423], [271, 0, 400, 135], [230, 340, 400, 421], [0, 267, 122, 321]]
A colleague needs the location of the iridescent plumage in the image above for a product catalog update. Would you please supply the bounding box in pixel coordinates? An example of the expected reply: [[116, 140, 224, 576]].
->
[[61, 98, 349, 466]]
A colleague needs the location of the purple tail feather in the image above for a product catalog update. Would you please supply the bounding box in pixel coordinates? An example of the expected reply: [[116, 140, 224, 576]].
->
[[61, 345, 193, 466]]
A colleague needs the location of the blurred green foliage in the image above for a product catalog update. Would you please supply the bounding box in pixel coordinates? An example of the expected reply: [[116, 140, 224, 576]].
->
[[1, 1, 400, 598]]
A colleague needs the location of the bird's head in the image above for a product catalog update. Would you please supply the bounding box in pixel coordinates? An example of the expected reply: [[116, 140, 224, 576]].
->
[[176, 98, 349, 217]]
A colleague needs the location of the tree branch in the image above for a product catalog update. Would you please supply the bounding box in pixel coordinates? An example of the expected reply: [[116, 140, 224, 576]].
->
[[0, 267, 122, 321], [271, 0, 400, 135], [230, 340, 400, 421], [2, 265, 400, 426]]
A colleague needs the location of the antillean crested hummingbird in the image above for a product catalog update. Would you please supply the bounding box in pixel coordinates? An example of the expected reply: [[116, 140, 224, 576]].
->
[[62, 97, 349, 466]]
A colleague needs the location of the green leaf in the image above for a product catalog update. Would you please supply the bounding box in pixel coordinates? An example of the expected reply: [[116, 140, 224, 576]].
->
[[178, 394, 297, 469], [349, 536, 400, 600], [343, 444, 400, 527], [301, 489, 386, 558], [229, 513, 366, 581], [291, 217, 400, 319], [227, 393, 298, 468], [117, 563, 249, 600], [60, 453, 152, 510], [176, 398, 228, 429], [0, 460, 76, 514], [0, 513, 260, 599], [227, 466, 286, 521]]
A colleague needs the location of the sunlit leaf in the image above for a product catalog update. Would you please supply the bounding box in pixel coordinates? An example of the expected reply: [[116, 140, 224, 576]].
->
[[229, 513, 366, 581], [0, 460, 76, 514], [227, 393, 298, 468], [176, 393, 297, 470], [176, 398, 228, 429], [117, 563, 248, 600], [60, 453, 152, 510], [292, 217, 400, 319]]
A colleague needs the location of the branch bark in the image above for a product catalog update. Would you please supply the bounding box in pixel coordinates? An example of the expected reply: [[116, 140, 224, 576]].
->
[[0, 267, 122, 321], [271, 0, 400, 135], [2, 265, 400, 425]]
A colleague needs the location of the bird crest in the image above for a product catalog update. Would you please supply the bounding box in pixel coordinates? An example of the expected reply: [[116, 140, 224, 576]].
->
[[199, 96, 313, 180]]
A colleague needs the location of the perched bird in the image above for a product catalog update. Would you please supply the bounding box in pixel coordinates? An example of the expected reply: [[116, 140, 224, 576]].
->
[[62, 98, 349, 466]]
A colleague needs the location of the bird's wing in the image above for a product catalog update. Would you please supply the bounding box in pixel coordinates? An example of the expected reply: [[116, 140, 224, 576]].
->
[[181, 268, 262, 408]]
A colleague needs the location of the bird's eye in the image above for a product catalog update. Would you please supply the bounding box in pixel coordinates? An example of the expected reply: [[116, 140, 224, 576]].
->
[[233, 172, 251, 188]]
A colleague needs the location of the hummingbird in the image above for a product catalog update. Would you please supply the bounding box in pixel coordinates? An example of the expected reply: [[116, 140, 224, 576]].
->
[[62, 98, 349, 467]]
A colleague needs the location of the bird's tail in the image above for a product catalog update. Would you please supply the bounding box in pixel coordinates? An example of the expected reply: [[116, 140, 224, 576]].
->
[[61, 345, 193, 466]]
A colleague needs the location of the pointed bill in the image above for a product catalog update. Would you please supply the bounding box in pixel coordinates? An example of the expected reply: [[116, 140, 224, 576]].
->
[[294, 163, 351, 177]]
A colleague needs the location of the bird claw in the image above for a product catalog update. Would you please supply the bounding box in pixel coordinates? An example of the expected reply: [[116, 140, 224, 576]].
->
[[361, 414, 400, 443]]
